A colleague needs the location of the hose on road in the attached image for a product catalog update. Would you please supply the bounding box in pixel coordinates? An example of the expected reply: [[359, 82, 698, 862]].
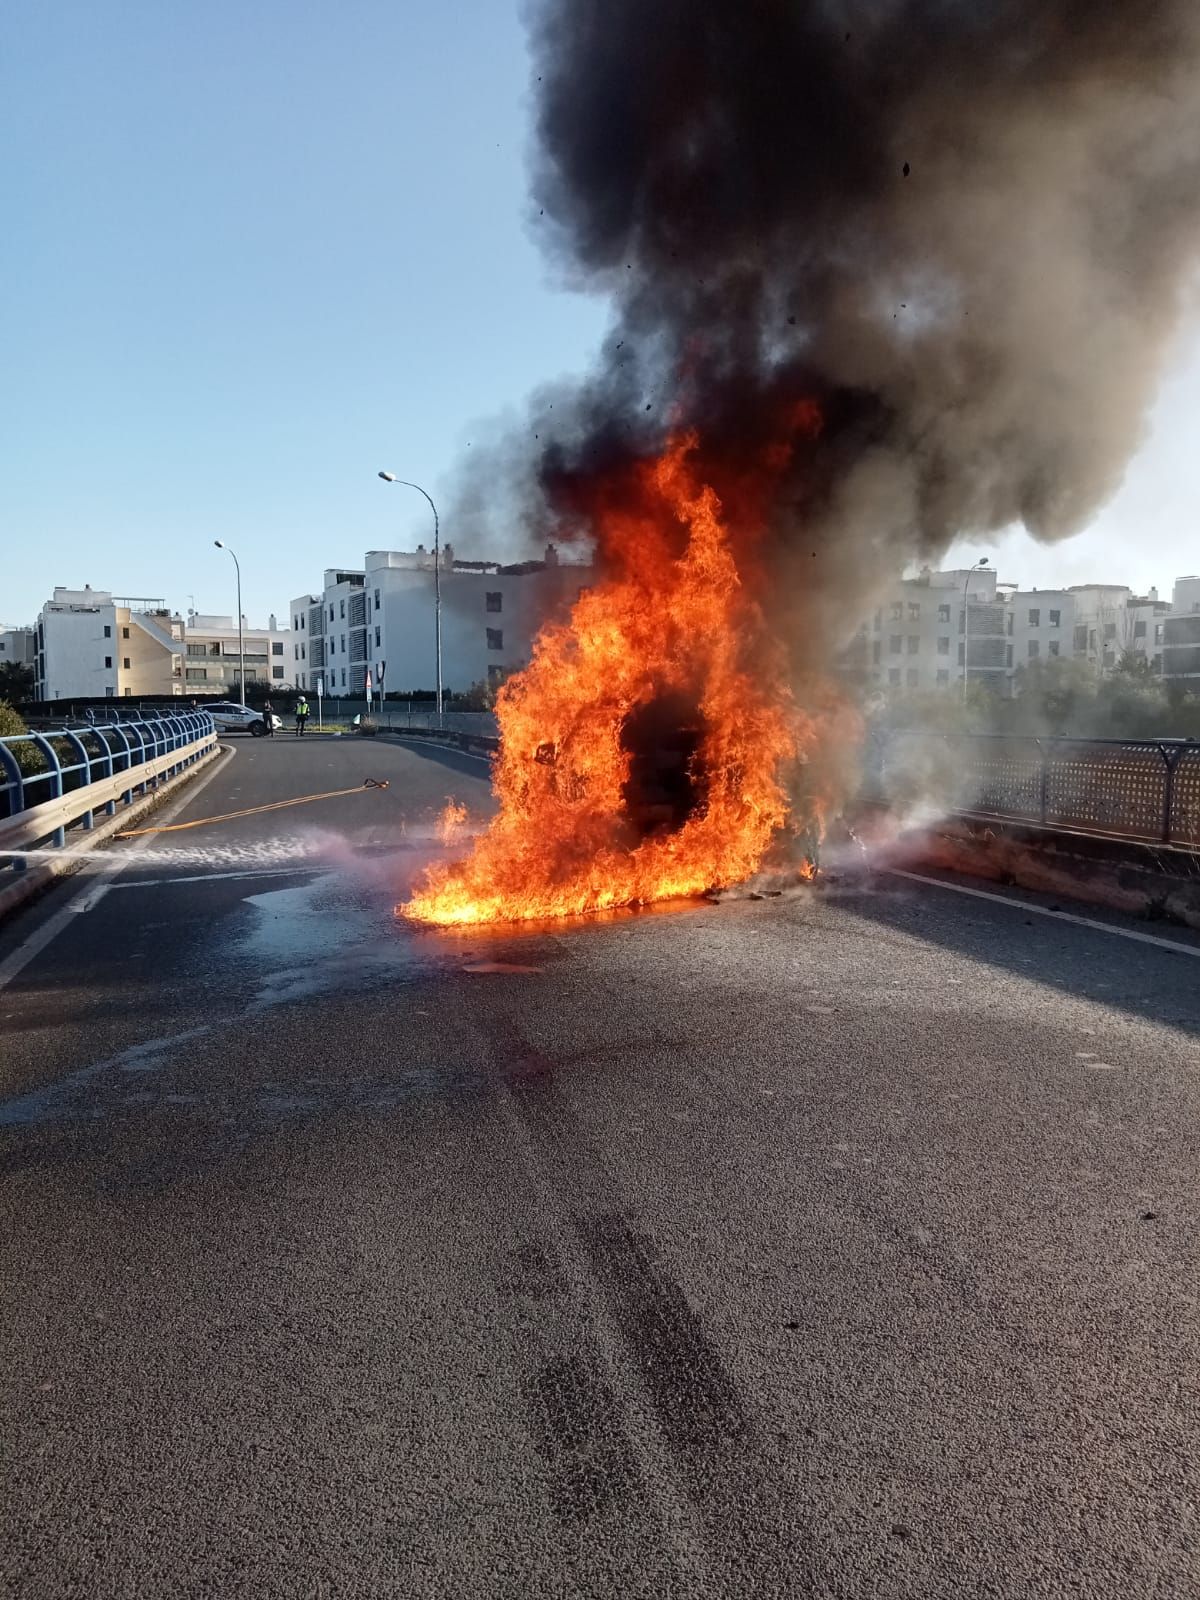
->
[[114, 778, 390, 839]]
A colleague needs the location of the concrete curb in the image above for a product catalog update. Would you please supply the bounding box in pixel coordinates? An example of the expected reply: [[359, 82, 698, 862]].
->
[[0, 742, 227, 925], [882, 812, 1200, 932]]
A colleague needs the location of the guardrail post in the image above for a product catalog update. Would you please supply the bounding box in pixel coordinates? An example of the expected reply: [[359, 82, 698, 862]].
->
[[1160, 743, 1182, 845], [0, 741, 26, 864], [95, 726, 117, 816], [1038, 739, 1049, 825], [28, 732, 66, 848], [58, 729, 96, 829], [110, 724, 134, 806]]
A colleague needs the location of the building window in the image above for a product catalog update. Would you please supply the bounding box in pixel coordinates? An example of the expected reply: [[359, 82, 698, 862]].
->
[[301, 644, 306, 660], [908, 602, 920, 622], [937, 636, 950, 655], [1049, 609, 1061, 627], [123, 656, 131, 669], [124, 687, 132, 697], [1155, 623, 1164, 644], [103, 624, 111, 638], [906, 636, 919, 654], [340, 668, 346, 687], [1006, 612, 1014, 636], [185, 668, 207, 682], [487, 664, 505, 684], [374, 588, 381, 609], [105, 687, 114, 698], [1028, 608, 1040, 626], [104, 655, 112, 668], [272, 642, 283, 655], [487, 628, 504, 651], [1048, 640, 1060, 657], [272, 666, 284, 680], [1134, 619, 1147, 638], [1028, 640, 1040, 658], [889, 635, 902, 654], [906, 668, 919, 687], [937, 604, 951, 623], [329, 604, 335, 622], [122, 626, 130, 639], [486, 592, 502, 613], [1103, 622, 1116, 642], [374, 625, 381, 647], [936, 669, 949, 685], [890, 602, 903, 621], [339, 599, 345, 618], [888, 668, 901, 685], [1074, 624, 1089, 652], [340, 635, 346, 655]]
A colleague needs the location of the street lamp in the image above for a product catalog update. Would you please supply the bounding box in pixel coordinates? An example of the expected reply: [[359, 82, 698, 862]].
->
[[962, 557, 989, 701], [213, 540, 246, 704], [378, 471, 442, 718]]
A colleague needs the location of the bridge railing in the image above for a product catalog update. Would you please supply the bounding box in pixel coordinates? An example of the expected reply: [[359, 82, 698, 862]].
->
[[870, 732, 1200, 848], [0, 711, 218, 864]]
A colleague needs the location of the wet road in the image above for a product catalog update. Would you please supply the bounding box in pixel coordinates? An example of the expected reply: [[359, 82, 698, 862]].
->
[[2, 735, 1199, 1598]]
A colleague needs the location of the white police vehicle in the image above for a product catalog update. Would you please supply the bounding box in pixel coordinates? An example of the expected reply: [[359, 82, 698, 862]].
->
[[205, 702, 283, 737]]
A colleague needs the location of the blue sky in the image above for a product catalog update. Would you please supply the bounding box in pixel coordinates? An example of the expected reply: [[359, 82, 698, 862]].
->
[[1, 0, 607, 627], [2, 0, 1197, 629]]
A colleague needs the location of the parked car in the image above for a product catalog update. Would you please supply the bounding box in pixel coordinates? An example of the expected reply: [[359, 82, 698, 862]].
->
[[205, 702, 282, 737]]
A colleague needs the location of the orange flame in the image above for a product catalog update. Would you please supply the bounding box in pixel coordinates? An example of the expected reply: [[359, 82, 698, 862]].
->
[[403, 432, 840, 926], [436, 798, 469, 845]]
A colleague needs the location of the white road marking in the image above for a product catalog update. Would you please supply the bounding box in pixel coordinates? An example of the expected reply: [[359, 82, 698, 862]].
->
[[0, 746, 237, 994], [107, 866, 318, 891], [395, 735, 492, 765], [885, 869, 1200, 959]]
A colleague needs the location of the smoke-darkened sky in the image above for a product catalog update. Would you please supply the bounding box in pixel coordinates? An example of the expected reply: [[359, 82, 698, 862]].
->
[[517, 0, 1200, 612]]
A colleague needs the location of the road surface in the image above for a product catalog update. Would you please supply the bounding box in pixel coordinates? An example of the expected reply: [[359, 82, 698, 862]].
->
[[2, 735, 1198, 1598]]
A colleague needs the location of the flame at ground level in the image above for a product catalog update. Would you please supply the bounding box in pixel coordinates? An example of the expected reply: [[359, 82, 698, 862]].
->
[[402, 435, 848, 926]]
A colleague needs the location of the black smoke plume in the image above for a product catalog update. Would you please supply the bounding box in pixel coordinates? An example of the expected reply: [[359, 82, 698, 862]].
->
[[463, 0, 1200, 658]]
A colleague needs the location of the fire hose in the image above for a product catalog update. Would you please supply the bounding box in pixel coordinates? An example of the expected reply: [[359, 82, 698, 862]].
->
[[114, 778, 390, 839]]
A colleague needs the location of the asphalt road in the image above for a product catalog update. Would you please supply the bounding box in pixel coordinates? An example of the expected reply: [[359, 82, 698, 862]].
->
[[2, 734, 1199, 1599]]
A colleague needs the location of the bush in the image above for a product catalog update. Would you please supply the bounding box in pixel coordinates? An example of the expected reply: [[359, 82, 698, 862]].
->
[[0, 700, 45, 779]]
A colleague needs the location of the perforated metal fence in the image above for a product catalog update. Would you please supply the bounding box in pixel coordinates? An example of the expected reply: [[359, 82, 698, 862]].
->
[[873, 733, 1200, 848]]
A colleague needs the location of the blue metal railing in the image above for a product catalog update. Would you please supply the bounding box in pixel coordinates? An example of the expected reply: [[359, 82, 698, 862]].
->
[[0, 711, 216, 836]]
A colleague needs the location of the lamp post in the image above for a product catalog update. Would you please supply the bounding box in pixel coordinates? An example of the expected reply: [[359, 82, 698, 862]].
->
[[962, 557, 989, 701], [213, 541, 246, 704], [378, 471, 442, 718]]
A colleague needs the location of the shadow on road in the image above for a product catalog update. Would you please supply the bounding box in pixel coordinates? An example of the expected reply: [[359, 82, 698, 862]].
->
[[827, 870, 1200, 1041]]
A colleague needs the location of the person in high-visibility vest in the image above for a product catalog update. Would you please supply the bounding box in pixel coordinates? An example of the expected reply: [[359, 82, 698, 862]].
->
[[295, 695, 310, 736]]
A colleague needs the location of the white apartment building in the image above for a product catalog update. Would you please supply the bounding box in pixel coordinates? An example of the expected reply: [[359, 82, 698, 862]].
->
[[291, 545, 591, 697], [183, 612, 291, 697], [850, 569, 1198, 696], [32, 587, 291, 702], [1162, 576, 1200, 687], [34, 588, 185, 701], [854, 566, 1006, 693], [0, 626, 36, 670]]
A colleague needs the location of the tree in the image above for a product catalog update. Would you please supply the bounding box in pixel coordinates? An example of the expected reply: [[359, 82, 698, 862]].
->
[[0, 661, 34, 705]]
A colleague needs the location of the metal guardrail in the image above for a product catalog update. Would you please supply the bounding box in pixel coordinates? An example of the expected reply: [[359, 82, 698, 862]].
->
[[873, 732, 1200, 848], [0, 711, 217, 864], [387, 723, 500, 757]]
